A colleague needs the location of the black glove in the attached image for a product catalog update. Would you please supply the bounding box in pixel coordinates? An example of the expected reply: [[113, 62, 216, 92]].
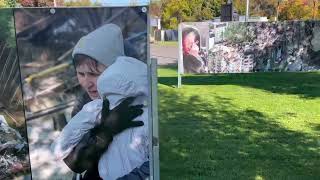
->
[[64, 97, 144, 174], [99, 96, 144, 136]]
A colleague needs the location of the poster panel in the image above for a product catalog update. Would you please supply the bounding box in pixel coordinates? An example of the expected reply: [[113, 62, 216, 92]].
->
[[0, 8, 31, 179], [180, 22, 209, 74], [209, 21, 320, 73], [15, 7, 150, 180], [180, 21, 320, 74]]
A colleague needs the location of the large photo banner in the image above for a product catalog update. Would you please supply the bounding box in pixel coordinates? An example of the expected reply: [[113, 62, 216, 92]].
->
[[179, 22, 209, 74], [14, 7, 150, 179], [179, 21, 320, 74], [0, 8, 31, 179]]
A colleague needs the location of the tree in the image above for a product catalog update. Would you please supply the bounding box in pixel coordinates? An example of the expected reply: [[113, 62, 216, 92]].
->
[[312, 0, 319, 19], [161, 0, 226, 29], [278, 0, 314, 20], [18, 0, 59, 7], [192, 0, 227, 21], [64, 0, 101, 7], [233, 0, 320, 20], [0, 9, 15, 47], [150, 0, 162, 17], [233, 0, 278, 18], [0, 0, 16, 7], [233, 0, 246, 15], [17, 0, 99, 7], [251, 0, 278, 18], [161, 0, 190, 29]]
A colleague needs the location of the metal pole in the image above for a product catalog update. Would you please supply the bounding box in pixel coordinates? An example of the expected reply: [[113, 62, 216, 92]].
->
[[150, 58, 160, 180], [276, 0, 280, 21], [178, 24, 183, 88], [245, 0, 249, 22], [313, 0, 316, 20]]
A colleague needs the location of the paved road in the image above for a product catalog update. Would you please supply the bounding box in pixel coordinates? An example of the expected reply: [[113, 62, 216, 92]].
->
[[150, 43, 178, 66]]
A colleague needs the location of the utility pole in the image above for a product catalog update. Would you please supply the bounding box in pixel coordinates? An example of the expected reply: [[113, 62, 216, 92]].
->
[[245, 0, 249, 22], [276, 0, 280, 21], [313, 0, 316, 20]]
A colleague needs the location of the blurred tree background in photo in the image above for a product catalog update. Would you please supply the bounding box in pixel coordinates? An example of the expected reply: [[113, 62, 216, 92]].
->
[[0, 8, 15, 47]]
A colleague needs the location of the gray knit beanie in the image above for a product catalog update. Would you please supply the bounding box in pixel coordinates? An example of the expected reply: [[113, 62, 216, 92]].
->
[[72, 23, 125, 67]]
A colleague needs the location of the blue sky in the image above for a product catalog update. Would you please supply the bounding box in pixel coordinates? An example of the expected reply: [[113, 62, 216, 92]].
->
[[96, 0, 150, 6]]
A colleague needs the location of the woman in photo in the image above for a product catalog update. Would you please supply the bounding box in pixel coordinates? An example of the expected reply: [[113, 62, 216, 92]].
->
[[182, 26, 207, 73], [52, 23, 149, 180]]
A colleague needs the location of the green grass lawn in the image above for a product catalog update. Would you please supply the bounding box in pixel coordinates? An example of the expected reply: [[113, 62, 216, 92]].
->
[[158, 66, 320, 180]]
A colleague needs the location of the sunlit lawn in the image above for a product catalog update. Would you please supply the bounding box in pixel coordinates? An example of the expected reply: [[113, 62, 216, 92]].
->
[[158, 66, 320, 180]]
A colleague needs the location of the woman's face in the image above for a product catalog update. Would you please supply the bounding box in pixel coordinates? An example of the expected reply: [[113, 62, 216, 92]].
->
[[183, 32, 200, 56], [76, 58, 107, 100]]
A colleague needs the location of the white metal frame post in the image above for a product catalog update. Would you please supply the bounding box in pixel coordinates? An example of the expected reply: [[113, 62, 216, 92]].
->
[[150, 58, 159, 180], [147, 7, 158, 180], [178, 23, 183, 88]]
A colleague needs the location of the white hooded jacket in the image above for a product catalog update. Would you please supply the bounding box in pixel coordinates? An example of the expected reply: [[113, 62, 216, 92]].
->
[[53, 56, 149, 180]]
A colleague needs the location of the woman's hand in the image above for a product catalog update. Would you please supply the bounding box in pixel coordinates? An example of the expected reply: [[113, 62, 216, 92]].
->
[[99, 97, 144, 136], [63, 96, 144, 174]]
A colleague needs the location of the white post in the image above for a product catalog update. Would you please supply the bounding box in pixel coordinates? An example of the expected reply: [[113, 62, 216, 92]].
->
[[157, 18, 161, 30], [178, 24, 183, 88], [245, 0, 249, 22], [313, 0, 316, 20], [276, 0, 280, 21], [150, 58, 160, 180]]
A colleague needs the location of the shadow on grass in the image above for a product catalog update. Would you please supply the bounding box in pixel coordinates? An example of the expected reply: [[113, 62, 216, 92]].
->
[[158, 72, 320, 99], [310, 123, 320, 132], [159, 88, 320, 179]]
